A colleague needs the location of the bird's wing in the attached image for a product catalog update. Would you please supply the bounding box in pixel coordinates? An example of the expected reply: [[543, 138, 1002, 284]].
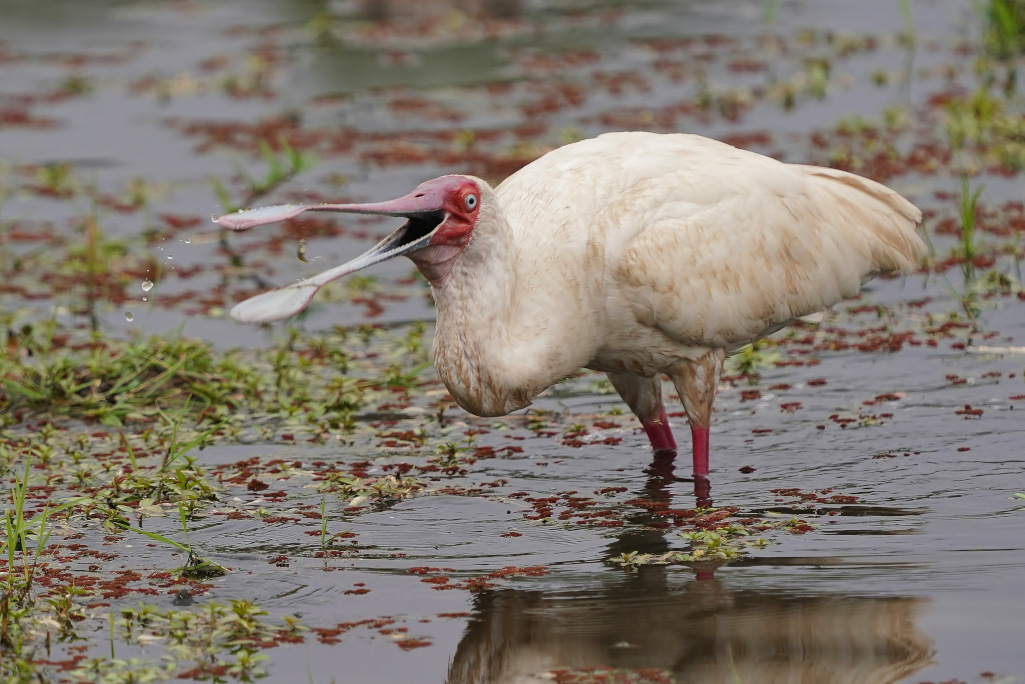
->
[[607, 162, 924, 349]]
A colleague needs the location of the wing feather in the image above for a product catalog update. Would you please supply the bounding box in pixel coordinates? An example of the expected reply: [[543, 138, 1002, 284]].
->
[[493, 131, 923, 352], [610, 162, 924, 349]]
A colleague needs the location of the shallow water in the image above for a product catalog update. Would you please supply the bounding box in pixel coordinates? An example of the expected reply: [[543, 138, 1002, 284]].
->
[[2, 1, 1025, 682]]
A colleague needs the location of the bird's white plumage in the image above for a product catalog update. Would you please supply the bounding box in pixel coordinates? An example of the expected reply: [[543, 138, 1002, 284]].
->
[[429, 132, 923, 416], [223, 131, 925, 492]]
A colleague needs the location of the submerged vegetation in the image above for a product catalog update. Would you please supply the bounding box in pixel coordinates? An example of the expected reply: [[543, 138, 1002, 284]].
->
[[0, 319, 441, 681]]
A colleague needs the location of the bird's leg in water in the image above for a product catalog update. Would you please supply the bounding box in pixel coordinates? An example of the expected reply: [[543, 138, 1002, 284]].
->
[[690, 424, 711, 506], [606, 372, 677, 456], [669, 349, 725, 506], [641, 408, 677, 455]]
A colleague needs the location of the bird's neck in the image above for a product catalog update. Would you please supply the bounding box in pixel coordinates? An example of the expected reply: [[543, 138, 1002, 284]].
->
[[427, 207, 596, 417]]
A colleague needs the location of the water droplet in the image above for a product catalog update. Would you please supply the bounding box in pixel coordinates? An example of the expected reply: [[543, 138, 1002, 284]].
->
[[167, 255, 173, 260], [125, 312, 135, 322], [141, 280, 154, 292], [141, 296, 148, 303], [183, 238, 191, 244]]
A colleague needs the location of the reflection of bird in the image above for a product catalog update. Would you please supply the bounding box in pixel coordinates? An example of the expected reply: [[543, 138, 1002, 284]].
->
[[445, 585, 933, 684], [218, 132, 925, 499]]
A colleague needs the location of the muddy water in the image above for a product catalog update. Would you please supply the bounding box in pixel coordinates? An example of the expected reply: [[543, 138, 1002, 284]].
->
[[2, 0, 1025, 682]]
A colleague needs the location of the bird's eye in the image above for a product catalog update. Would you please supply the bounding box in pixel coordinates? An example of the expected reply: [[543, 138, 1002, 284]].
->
[[465, 193, 478, 211]]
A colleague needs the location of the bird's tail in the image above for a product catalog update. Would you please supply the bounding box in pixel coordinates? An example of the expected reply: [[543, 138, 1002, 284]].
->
[[795, 165, 926, 275]]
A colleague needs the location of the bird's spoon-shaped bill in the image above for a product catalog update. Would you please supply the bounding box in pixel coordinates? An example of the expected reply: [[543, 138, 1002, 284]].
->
[[228, 281, 321, 323], [218, 182, 463, 321], [224, 209, 439, 323], [215, 204, 354, 231], [215, 187, 449, 232]]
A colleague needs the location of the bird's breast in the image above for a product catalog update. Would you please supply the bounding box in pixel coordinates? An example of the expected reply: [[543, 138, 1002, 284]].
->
[[431, 328, 539, 418]]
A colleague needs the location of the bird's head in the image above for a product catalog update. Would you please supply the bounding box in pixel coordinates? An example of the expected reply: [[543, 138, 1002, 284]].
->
[[215, 175, 490, 322], [397, 175, 486, 285]]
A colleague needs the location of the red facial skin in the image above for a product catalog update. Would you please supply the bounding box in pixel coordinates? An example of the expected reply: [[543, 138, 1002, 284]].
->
[[409, 178, 481, 286]]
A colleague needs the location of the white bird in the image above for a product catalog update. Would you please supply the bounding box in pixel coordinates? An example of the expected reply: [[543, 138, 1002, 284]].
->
[[216, 132, 925, 501]]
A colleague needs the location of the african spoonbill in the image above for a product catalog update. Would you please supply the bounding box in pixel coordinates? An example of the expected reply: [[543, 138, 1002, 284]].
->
[[216, 132, 925, 500]]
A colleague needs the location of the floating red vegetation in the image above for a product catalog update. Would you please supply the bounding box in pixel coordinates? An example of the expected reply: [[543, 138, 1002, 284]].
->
[[955, 404, 983, 417], [411, 565, 548, 592], [34, 655, 90, 672], [772, 488, 860, 507], [420, 576, 451, 585], [514, 48, 600, 74], [388, 95, 464, 122], [727, 56, 770, 74], [395, 638, 432, 650], [830, 495, 858, 504], [260, 516, 298, 524], [0, 106, 59, 129]]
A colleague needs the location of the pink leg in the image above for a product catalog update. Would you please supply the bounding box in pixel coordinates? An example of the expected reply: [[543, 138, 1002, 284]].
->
[[606, 372, 678, 456], [668, 350, 724, 506], [641, 407, 677, 454], [691, 424, 712, 507], [690, 424, 709, 478]]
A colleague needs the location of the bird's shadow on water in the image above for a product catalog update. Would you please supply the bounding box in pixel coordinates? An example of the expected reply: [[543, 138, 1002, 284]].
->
[[444, 578, 934, 684], [443, 452, 936, 684]]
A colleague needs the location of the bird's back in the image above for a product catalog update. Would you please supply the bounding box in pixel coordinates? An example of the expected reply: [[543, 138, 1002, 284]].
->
[[494, 131, 924, 357], [495, 132, 747, 238]]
